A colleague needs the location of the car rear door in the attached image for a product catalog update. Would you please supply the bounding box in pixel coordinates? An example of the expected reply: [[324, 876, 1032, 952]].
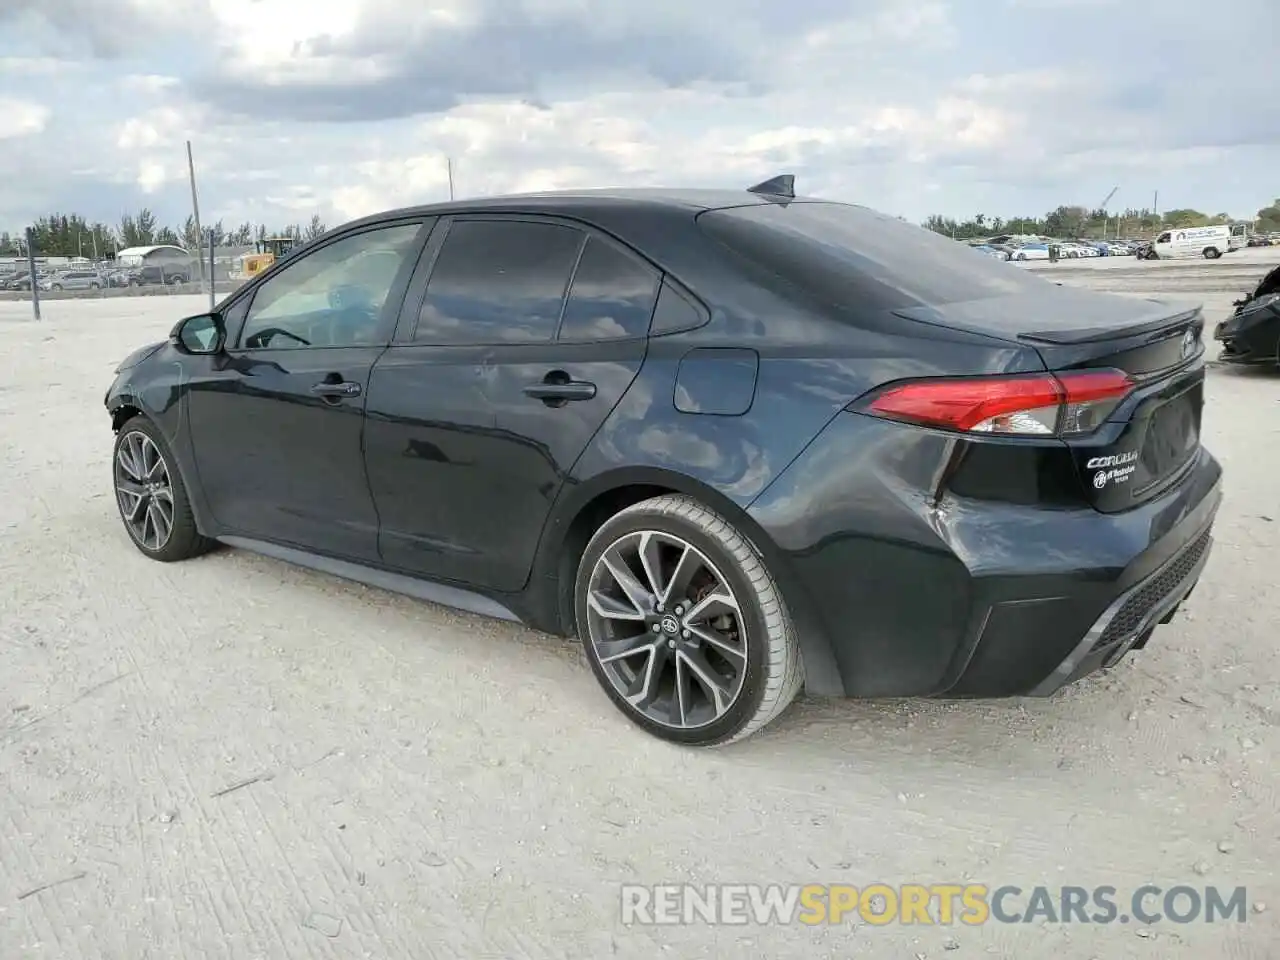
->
[[185, 219, 429, 560], [365, 215, 659, 591]]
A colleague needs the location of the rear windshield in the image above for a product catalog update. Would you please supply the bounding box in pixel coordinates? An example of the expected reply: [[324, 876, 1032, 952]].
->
[[698, 201, 1049, 310]]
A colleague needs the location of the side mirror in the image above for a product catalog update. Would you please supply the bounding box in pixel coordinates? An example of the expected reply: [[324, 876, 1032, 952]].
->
[[170, 312, 226, 355]]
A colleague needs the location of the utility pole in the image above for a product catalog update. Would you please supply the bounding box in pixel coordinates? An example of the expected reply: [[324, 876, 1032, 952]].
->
[[186, 140, 207, 293], [1153, 190, 1159, 218], [447, 157, 455, 201], [208, 229, 216, 311], [25, 227, 40, 321]]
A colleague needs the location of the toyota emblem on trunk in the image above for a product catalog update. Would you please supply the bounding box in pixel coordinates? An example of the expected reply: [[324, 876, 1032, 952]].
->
[[1181, 328, 1196, 358]]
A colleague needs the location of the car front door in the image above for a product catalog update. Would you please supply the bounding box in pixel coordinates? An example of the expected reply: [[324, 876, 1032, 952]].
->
[[364, 217, 659, 591], [185, 220, 429, 561]]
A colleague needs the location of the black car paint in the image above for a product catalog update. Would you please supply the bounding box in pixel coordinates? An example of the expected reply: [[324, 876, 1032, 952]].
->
[[107, 189, 1221, 700]]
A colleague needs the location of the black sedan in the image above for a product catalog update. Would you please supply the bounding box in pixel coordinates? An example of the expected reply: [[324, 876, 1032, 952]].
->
[[1215, 264, 1280, 366], [105, 177, 1222, 746]]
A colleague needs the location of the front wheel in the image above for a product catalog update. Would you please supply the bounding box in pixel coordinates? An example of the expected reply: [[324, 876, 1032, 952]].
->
[[1203, 247, 1221, 260], [112, 417, 213, 562], [575, 494, 803, 746]]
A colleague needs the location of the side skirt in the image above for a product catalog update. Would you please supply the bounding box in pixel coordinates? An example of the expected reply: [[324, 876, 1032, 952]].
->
[[218, 535, 524, 623]]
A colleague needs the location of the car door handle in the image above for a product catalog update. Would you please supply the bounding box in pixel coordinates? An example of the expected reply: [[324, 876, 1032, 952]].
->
[[311, 380, 362, 398], [523, 379, 597, 403]]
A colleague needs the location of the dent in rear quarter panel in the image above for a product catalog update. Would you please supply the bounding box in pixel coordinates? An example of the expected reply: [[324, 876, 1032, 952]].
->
[[747, 409, 1226, 698]]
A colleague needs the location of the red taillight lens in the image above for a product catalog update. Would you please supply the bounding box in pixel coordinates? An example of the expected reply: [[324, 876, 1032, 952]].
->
[[864, 369, 1133, 437]]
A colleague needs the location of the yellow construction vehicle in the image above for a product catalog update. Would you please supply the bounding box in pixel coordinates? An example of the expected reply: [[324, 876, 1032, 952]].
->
[[238, 236, 297, 279]]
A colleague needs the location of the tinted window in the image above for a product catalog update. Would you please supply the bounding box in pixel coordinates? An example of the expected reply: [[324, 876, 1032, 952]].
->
[[699, 202, 1050, 309], [650, 281, 708, 335], [239, 223, 421, 349], [415, 220, 583, 344], [557, 237, 659, 341]]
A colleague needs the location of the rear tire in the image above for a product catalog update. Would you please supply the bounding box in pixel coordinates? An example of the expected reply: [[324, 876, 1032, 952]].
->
[[112, 416, 213, 562], [1203, 247, 1221, 259], [575, 494, 803, 746]]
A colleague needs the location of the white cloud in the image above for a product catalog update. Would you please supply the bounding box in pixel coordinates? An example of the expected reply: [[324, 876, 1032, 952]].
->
[[0, 98, 51, 141]]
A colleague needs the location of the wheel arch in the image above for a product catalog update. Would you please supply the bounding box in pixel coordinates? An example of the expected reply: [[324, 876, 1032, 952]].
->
[[107, 397, 217, 538], [528, 465, 844, 697]]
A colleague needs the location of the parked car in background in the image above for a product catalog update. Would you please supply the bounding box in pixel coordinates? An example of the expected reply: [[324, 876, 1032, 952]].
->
[[39, 269, 103, 291], [105, 269, 139, 288], [141, 263, 191, 286], [971, 244, 1011, 261], [104, 177, 1222, 744], [1010, 243, 1051, 261], [3, 271, 45, 290]]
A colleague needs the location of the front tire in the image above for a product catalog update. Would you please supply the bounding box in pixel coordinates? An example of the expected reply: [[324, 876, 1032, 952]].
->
[[112, 417, 213, 562], [575, 494, 803, 746], [1203, 247, 1221, 260]]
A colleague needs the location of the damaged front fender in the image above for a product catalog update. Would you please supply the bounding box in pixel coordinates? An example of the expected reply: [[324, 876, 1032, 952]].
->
[[1215, 264, 1280, 366]]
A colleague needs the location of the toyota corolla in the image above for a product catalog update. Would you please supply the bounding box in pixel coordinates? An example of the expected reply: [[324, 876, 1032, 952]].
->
[[105, 177, 1222, 746]]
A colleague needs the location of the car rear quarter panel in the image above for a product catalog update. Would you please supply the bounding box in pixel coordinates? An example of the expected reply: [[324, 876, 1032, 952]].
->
[[535, 236, 1047, 692], [746, 409, 1224, 698]]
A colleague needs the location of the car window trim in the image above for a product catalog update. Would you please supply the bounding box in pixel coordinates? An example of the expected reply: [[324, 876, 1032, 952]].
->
[[228, 216, 435, 353]]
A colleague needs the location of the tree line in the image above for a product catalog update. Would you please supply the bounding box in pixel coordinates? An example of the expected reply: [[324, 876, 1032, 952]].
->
[[4, 198, 1279, 259], [0, 211, 329, 259], [925, 198, 1280, 241]]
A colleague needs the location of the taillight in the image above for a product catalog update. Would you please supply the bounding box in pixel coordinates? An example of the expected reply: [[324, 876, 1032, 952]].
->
[[862, 369, 1133, 437]]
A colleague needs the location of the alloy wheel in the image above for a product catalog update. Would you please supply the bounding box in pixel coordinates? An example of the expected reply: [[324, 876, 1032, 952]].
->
[[114, 431, 176, 551], [585, 530, 748, 729]]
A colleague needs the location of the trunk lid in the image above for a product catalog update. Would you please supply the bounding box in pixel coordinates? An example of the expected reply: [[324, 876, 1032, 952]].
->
[[894, 287, 1207, 512]]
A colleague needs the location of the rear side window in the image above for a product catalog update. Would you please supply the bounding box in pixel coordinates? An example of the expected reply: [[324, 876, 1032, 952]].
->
[[699, 202, 1049, 309], [557, 237, 659, 342], [415, 219, 584, 344]]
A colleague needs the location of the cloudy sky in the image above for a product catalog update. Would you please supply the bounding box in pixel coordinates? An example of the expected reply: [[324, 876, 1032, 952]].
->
[[1, 0, 1277, 235]]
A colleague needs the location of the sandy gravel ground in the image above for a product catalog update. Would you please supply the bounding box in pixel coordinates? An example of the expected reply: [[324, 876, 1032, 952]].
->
[[1, 251, 1278, 959]]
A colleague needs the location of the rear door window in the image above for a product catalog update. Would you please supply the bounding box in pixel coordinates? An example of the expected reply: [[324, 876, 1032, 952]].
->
[[414, 219, 585, 344], [699, 201, 1050, 310], [557, 236, 660, 342]]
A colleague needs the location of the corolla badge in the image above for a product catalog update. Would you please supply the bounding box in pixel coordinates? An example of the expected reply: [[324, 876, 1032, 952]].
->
[[1088, 451, 1138, 490]]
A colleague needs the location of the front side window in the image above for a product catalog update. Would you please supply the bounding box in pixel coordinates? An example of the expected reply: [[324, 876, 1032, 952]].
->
[[239, 223, 421, 349], [414, 219, 584, 345], [557, 237, 659, 342]]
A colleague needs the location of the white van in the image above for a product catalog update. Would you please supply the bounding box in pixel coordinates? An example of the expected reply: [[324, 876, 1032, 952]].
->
[[1152, 224, 1247, 260]]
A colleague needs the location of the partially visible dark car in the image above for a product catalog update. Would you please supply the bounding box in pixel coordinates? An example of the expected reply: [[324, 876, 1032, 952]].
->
[[104, 177, 1222, 746], [3, 271, 41, 290], [138, 263, 190, 286], [1214, 264, 1280, 366]]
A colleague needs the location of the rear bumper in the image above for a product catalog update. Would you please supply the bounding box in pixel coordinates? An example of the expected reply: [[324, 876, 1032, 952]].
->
[[747, 411, 1224, 699], [1028, 518, 1212, 696]]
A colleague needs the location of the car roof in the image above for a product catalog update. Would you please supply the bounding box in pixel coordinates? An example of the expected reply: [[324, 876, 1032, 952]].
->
[[339, 188, 820, 231]]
